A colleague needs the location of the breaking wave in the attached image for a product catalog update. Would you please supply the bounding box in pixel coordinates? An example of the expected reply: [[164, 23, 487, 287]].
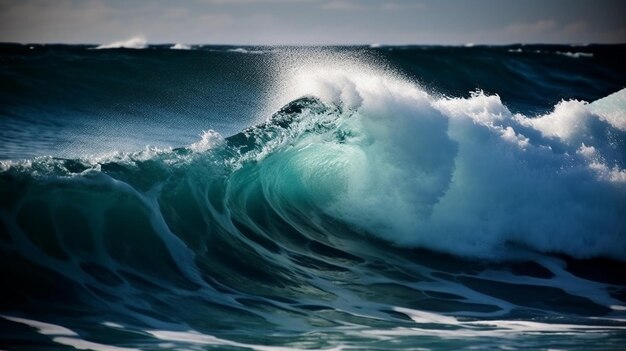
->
[[1, 51, 625, 350], [96, 36, 148, 49]]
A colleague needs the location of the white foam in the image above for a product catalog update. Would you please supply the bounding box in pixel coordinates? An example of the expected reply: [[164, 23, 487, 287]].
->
[[96, 36, 147, 49], [519, 99, 592, 142], [364, 306, 626, 339], [556, 51, 594, 58], [52, 337, 139, 351], [588, 88, 626, 130], [263, 53, 626, 259], [393, 307, 459, 324], [146, 330, 344, 351], [2, 315, 138, 351], [189, 130, 225, 153], [228, 48, 264, 54], [170, 43, 191, 50], [2, 315, 77, 336]]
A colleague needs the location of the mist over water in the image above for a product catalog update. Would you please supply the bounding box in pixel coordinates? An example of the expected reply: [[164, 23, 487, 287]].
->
[[1, 44, 626, 350]]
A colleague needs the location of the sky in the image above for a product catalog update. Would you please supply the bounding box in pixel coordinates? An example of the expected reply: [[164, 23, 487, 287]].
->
[[0, 0, 625, 45]]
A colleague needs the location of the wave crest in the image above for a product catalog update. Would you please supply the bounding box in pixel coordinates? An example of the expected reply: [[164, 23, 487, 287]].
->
[[96, 36, 147, 49], [2, 59, 625, 260], [228, 64, 626, 259]]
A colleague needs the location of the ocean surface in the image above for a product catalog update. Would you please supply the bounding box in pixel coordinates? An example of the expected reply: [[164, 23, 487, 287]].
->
[[1, 43, 626, 350]]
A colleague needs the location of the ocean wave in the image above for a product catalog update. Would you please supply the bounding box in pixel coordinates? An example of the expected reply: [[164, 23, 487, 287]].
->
[[556, 51, 594, 58], [2, 69, 624, 260], [228, 47, 264, 54], [2, 55, 626, 349], [170, 43, 191, 50], [507, 48, 594, 58], [95, 36, 148, 49], [262, 63, 626, 259]]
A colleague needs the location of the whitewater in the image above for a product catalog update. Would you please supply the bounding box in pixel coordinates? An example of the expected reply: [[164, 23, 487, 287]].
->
[[1, 44, 625, 350]]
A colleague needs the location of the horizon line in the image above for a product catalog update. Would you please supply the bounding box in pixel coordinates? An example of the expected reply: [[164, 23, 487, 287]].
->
[[2, 41, 625, 47]]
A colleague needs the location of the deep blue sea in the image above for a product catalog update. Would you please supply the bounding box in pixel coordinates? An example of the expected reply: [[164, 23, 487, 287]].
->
[[1, 43, 626, 350]]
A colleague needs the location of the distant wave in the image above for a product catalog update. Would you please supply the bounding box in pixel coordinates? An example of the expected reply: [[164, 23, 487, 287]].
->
[[507, 48, 594, 58], [170, 43, 191, 50], [95, 36, 147, 49], [228, 47, 264, 54], [556, 51, 594, 58]]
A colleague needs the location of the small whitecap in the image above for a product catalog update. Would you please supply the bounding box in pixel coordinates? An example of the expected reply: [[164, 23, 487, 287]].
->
[[170, 43, 191, 50], [556, 51, 593, 58], [96, 36, 147, 49], [227, 48, 264, 54]]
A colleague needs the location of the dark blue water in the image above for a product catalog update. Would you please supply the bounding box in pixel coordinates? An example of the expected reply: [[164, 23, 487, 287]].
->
[[1, 44, 625, 350]]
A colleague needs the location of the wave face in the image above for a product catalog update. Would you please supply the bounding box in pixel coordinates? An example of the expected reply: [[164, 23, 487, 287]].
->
[[1, 45, 626, 350]]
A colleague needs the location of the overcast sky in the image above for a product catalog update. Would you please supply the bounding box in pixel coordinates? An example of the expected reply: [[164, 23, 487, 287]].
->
[[1, 0, 624, 45]]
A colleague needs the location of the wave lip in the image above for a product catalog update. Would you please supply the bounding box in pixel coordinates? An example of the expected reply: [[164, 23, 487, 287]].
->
[[96, 36, 147, 49]]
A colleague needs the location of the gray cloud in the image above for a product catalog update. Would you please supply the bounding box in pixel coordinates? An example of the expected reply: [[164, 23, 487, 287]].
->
[[0, 0, 624, 44]]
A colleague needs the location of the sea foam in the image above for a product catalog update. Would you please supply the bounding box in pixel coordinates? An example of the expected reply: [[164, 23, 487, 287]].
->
[[259, 52, 626, 259], [170, 43, 191, 50], [228, 48, 264, 54], [96, 36, 147, 49]]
